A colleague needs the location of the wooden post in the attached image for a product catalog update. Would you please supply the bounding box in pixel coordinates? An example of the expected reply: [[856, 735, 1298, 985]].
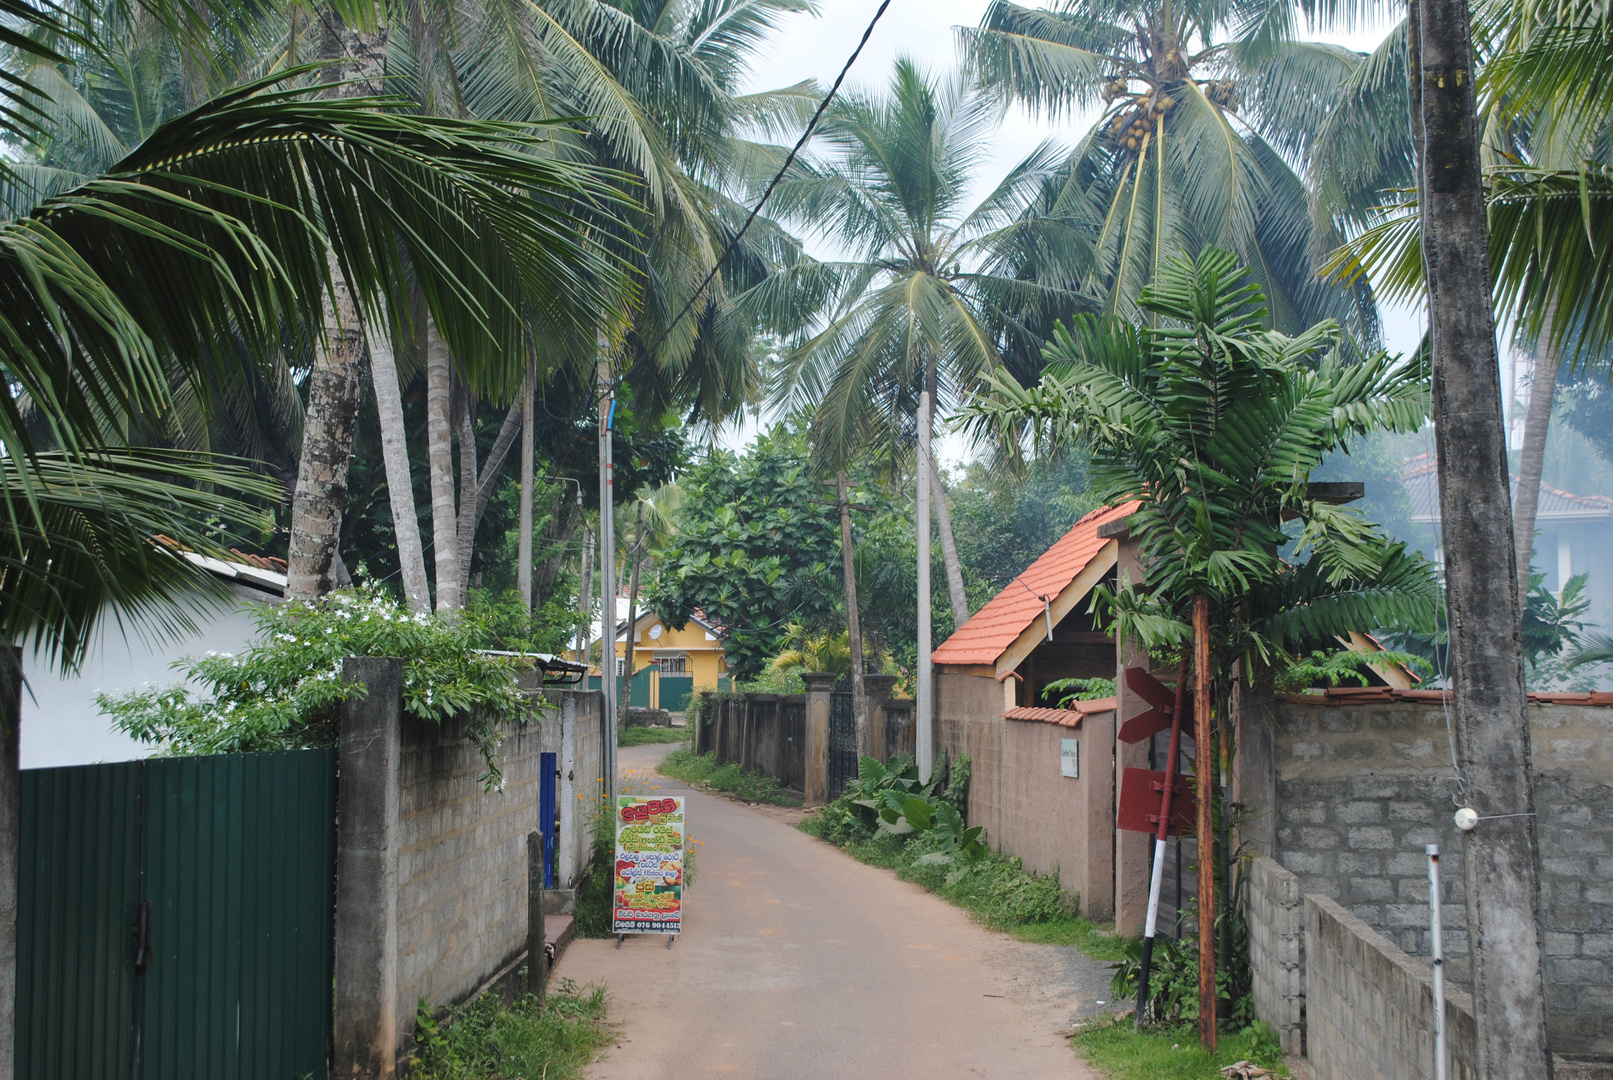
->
[[527, 831, 547, 1005], [1193, 596, 1215, 1051]]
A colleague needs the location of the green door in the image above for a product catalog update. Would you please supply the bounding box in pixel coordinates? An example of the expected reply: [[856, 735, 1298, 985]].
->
[[660, 676, 694, 712], [17, 749, 337, 1080]]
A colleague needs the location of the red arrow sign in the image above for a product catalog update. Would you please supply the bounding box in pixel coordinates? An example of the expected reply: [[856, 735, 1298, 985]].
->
[[1117, 666, 1191, 744]]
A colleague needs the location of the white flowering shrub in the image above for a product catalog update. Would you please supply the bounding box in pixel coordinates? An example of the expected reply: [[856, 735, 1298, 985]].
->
[[99, 587, 551, 787]]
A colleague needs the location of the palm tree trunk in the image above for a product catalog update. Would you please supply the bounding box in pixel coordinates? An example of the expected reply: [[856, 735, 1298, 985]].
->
[[916, 373, 934, 780], [285, 10, 386, 601], [1513, 321, 1561, 603], [453, 397, 523, 603], [929, 467, 969, 629], [620, 502, 645, 729], [370, 319, 431, 613], [1415, 0, 1551, 1071], [837, 470, 870, 759], [425, 315, 461, 613]]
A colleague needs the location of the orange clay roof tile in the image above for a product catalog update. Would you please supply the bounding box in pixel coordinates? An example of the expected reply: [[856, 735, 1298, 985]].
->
[[1003, 698, 1118, 727], [933, 501, 1140, 668]]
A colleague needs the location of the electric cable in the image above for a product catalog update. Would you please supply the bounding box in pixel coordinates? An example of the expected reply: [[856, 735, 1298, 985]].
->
[[640, 0, 895, 364]]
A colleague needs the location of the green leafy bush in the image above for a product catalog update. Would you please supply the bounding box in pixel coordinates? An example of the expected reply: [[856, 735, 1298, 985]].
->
[[405, 981, 611, 1080], [800, 755, 1125, 958], [99, 587, 552, 786]]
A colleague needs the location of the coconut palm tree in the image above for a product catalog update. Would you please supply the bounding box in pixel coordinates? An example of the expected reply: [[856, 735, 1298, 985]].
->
[[764, 58, 1093, 774], [1314, 0, 1613, 601], [959, 0, 1378, 340], [373, 0, 823, 615], [0, 0, 631, 667]]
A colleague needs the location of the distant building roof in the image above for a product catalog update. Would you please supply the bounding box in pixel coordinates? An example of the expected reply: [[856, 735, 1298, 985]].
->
[[1402, 453, 1613, 524], [156, 536, 287, 598], [933, 501, 1139, 672]]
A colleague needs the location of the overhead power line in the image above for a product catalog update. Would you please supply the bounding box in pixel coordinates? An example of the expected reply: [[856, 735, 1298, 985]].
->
[[646, 0, 895, 358]]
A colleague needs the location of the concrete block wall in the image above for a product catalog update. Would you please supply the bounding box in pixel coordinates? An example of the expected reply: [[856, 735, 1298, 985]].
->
[[333, 667, 605, 1076], [937, 672, 1006, 853], [1266, 696, 1613, 1058], [995, 712, 1116, 919], [1304, 893, 1478, 1080], [559, 688, 603, 892], [1246, 855, 1305, 1055], [395, 711, 548, 1037]]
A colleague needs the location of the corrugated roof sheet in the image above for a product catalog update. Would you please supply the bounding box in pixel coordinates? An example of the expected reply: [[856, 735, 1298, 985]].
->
[[1004, 697, 1118, 727], [1278, 686, 1613, 707], [933, 501, 1139, 667]]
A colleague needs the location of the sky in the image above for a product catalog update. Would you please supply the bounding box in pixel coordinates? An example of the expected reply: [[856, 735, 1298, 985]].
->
[[715, 0, 1446, 460]]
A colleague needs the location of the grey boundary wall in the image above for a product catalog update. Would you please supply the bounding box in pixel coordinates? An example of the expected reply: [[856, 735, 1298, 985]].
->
[[333, 661, 604, 1078], [1246, 854, 1305, 1055], [1303, 890, 1479, 1080], [1262, 695, 1613, 1060]]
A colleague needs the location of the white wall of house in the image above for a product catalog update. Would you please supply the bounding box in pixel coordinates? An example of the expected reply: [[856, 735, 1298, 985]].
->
[[19, 593, 265, 769]]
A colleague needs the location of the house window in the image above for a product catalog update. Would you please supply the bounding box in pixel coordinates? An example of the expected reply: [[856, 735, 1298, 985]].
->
[[659, 655, 688, 675], [615, 658, 626, 677]]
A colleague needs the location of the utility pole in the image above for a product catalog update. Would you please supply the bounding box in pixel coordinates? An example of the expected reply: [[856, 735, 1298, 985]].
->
[[518, 366, 535, 612], [837, 471, 870, 758], [916, 372, 934, 779], [1413, 0, 1551, 1071], [597, 334, 618, 803]]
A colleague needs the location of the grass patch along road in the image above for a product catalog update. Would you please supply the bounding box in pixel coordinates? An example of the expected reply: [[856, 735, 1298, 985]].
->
[[405, 981, 613, 1079], [656, 748, 801, 806], [618, 725, 689, 747], [1072, 1016, 1288, 1079]]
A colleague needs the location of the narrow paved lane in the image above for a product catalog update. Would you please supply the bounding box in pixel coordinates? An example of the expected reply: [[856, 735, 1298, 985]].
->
[[554, 743, 1109, 1080]]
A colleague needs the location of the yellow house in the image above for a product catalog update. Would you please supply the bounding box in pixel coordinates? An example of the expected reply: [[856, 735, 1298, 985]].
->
[[595, 603, 729, 711]]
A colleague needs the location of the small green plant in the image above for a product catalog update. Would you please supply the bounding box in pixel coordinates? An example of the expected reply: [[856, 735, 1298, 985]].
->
[[1043, 676, 1118, 705], [99, 587, 553, 787], [655, 748, 800, 806], [405, 981, 612, 1080], [1272, 648, 1430, 693], [572, 803, 616, 938]]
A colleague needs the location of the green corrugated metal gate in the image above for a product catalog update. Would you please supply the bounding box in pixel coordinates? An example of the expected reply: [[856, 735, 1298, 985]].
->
[[17, 749, 338, 1080]]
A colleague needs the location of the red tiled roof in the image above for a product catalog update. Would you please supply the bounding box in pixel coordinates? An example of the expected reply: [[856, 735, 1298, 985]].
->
[[933, 502, 1140, 667], [1004, 697, 1118, 727], [1278, 687, 1613, 707]]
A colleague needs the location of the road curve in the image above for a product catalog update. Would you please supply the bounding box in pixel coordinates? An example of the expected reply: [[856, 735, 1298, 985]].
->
[[553, 742, 1106, 1080]]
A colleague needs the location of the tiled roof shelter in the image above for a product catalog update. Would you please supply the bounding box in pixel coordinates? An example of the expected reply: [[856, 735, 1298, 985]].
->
[[933, 501, 1139, 676]]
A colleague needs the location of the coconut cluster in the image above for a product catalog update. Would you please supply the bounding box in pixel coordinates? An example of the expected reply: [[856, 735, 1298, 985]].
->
[[1107, 90, 1177, 151], [1104, 77, 1239, 153]]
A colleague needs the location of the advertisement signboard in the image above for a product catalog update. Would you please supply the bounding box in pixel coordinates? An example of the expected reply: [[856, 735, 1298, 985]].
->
[[613, 795, 685, 937]]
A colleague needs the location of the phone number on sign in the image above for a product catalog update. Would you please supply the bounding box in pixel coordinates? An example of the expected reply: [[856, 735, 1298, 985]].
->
[[616, 918, 680, 931]]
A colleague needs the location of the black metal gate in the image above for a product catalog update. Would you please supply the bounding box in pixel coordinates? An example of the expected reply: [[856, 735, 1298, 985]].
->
[[828, 674, 858, 796]]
